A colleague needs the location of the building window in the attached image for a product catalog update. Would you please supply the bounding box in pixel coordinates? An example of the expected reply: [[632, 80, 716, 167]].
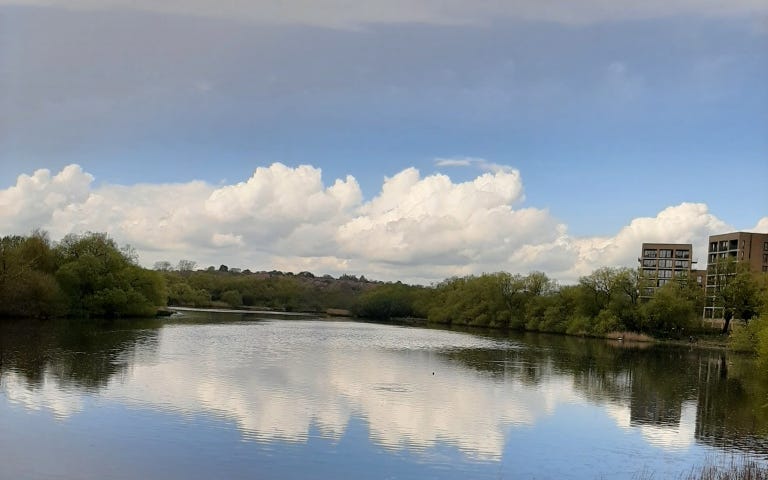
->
[[674, 250, 690, 259], [764, 242, 768, 251], [674, 260, 689, 268], [643, 269, 656, 277], [721, 241, 729, 250], [643, 249, 657, 258], [710, 242, 717, 252], [763, 253, 768, 264], [709, 254, 716, 263], [659, 249, 672, 258]]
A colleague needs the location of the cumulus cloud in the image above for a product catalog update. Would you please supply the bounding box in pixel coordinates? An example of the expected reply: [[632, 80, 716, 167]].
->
[[204, 163, 361, 225], [0, 163, 755, 283], [0, 165, 93, 232], [2, 0, 766, 28], [559, 203, 732, 279], [336, 167, 554, 266]]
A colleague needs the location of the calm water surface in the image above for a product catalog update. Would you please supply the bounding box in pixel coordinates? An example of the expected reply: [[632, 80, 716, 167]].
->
[[1, 311, 767, 479]]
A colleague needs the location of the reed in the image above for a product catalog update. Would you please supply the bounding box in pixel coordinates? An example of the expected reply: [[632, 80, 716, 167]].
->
[[633, 458, 768, 480], [605, 331, 655, 343]]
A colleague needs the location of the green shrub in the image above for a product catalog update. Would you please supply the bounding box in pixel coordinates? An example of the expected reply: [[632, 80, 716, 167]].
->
[[566, 315, 590, 336]]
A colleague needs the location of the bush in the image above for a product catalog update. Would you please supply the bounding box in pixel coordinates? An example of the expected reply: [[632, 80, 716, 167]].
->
[[592, 310, 620, 335], [220, 290, 243, 308], [566, 315, 590, 336]]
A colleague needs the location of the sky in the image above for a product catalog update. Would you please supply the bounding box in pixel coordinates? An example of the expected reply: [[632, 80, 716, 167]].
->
[[1, 0, 767, 284]]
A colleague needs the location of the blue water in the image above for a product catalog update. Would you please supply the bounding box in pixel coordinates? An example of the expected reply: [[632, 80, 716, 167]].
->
[[1, 312, 766, 479]]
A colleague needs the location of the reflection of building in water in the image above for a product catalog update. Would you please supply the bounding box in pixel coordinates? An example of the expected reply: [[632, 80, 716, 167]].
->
[[693, 352, 768, 452], [630, 390, 682, 427], [694, 354, 730, 446], [625, 349, 696, 429], [572, 369, 633, 405]]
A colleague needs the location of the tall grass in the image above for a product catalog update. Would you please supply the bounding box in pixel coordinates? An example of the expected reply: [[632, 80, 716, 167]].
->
[[633, 458, 768, 480], [683, 460, 768, 480], [605, 331, 655, 342]]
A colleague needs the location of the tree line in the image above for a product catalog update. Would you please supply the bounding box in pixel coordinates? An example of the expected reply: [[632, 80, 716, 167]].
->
[[354, 265, 767, 343], [161, 267, 378, 312], [358, 268, 711, 337], [4, 231, 766, 356], [0, 231, 165, 318]]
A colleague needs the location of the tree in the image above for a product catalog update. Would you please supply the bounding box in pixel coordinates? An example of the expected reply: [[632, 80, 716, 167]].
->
[[220, 289, 242, 307], [0, 232, 66, 318], [640, 281, 698, 336], [177, 259, 196, 273], [713, 259, 762, 333], [153, 261, 173, 271], [55, 232, 166, 317], [578, 267, 619, 316]]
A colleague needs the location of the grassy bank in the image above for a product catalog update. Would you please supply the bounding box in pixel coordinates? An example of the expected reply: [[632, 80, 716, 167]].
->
[[635, 459, 768, 480]]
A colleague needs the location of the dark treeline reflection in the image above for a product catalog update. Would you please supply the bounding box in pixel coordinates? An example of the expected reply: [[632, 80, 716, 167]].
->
[[0, 317, 161, 391], [438, 329, 768, 454]]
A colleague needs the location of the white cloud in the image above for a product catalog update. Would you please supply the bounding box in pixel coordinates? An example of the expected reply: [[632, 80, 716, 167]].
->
[[0, 164, 754, 283], [434, 158, 473, 167], [754, 217, 768, 233], [211, 233, 244, 248], [607, 401, 698, 451], [0, 165, 93, 232], [336, 167, 550, 266], [559, 203, 732, 279], [1, 0, 765, 28], [434, 157, 515, 174], [204, 163, 360, 225]]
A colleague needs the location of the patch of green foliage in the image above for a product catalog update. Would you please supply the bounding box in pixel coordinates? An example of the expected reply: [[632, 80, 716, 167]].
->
[[0, 231, 165, 319], [162, 269, 377, 313]]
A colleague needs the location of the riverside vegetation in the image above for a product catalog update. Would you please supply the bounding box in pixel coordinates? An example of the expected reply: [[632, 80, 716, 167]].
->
[[3, 231, 768, 360], [0, 231, 165, 318]]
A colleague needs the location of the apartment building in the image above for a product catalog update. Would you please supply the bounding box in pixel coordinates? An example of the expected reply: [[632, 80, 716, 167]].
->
[[638, 243, 696, 300], [703, 232, 768, 319]]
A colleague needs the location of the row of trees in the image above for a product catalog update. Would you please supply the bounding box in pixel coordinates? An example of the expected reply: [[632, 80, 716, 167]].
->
[[161, 268, 378, 312], [159, 257, 766, 340], [4, 230, 765, 343], [0, 232, 165, 318], [353, 264, 767, 339]]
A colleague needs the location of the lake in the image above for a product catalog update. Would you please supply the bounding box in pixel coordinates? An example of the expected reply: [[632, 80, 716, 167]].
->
[[1, 310, 767, 479]]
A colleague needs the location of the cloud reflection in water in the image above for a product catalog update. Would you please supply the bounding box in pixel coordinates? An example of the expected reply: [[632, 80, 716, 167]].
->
[[1, 319, 699, 460]]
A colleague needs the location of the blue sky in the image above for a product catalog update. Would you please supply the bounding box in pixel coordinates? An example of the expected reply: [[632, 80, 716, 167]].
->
[[1, 1, 766, 282]]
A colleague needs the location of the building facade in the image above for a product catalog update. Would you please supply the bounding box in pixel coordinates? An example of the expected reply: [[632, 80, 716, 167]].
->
[[703, 232, 768, 319], [638, 243, 696, 300]]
